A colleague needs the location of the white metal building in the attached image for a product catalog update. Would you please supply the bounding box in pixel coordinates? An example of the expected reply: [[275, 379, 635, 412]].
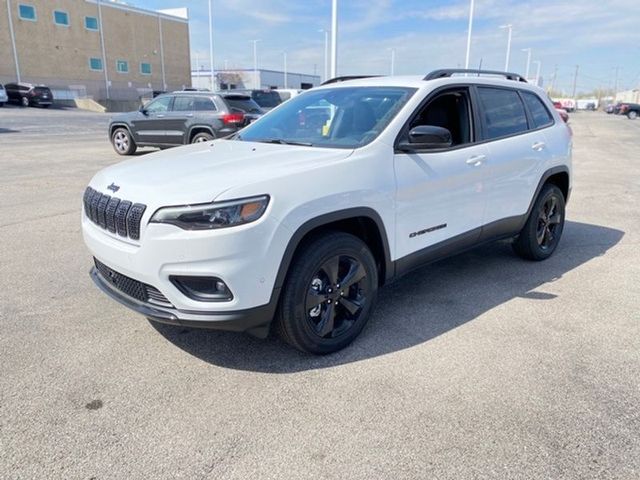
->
[[191, 68, 321, 91]]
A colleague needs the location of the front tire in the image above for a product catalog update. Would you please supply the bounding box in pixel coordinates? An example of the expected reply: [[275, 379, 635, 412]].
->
[[628, 111, 638, 120], [21, 96, 29, 107], [513, 184, 566, 261], [111, 127, 137, 155], [276, 232, 378, 355]]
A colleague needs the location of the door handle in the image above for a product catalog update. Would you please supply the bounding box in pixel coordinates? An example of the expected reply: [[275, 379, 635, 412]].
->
[[531, 141, 546, 151], [466, 154, 486, 167], [186, 113, 194, 117], [156, 114, 165, 118]]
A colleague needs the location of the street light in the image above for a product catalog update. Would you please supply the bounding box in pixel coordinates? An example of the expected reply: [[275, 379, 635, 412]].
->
[[251, 39, 261, 89], [533, 60, 541, 86], [464, 0, 475, 69], [208, 0, 215, 90], [499, 24, 512, 71], [521, 48, 532, 80], [283, 51, 288, 88], [330, 0, 338, 78], [319, 29, 329, 82], [390, 48, 396, 75]]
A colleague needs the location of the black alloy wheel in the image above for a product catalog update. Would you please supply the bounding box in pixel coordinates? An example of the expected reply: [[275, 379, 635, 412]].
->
[[276, 232, 378, 354]]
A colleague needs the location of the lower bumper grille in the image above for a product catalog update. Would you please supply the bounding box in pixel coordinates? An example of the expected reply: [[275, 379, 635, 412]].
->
[[93, 258, 173, 308]]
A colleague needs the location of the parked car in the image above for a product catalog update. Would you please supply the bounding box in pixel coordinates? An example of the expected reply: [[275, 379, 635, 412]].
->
[[605, 103, 616, 114], [108, 91, 263, 155], [230, 89, 283, 111], [551, 101, 569, 123], [620, 103, 640, 119], [4, 82, 53, 107], [84, 69, 572, 354], [0, 84, 7, 107]]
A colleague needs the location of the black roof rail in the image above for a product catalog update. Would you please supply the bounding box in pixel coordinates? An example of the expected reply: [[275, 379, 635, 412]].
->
[[321, 75, 382, 85], [424, 69, 527, 82]]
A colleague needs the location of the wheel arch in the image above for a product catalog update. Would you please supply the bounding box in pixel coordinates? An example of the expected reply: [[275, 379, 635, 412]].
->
[[187, 125, 215, 143], [109, 122, 133, 139], [272, 208, 394, 296], [524, 166, 571, 224]]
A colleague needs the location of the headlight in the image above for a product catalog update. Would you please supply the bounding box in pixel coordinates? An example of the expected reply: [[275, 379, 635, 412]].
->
[[150, 195, 269, 230]]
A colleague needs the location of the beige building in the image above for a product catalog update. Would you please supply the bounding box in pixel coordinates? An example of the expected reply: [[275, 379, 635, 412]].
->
[[0, 0, 190, 104]]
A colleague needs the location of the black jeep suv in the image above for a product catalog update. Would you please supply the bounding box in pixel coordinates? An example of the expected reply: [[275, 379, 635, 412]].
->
[[5, 83, 53, 107], [108, 91, 264, 155]]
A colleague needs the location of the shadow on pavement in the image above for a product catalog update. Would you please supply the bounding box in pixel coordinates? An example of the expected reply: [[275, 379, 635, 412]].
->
[[151, 220, 624, 372]]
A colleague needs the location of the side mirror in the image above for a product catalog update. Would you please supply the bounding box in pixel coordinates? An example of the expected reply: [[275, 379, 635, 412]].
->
[[139, 106, 148, 115], [398, 125, 453, 151]]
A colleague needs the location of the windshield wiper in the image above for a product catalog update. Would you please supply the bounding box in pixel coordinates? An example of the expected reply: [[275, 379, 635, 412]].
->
[[257, 138, 313, 147]]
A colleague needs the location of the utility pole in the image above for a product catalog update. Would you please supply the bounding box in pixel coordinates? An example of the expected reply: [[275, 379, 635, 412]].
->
[[319, 29, 329, 82], [613, 66, 620, 96], [522, 48, 531, 80], [571, 65, 579, 100], [548, 64, 558, 93], [7, 0, 21, 83], [283, 51, 288, 88], [251, 39, 261, 89], [330, 0, 338, 78], [533, 60, 541, 86], [208, 0, 215, 90], [499, 24, 512, 71], [464, 0, 475, 69]]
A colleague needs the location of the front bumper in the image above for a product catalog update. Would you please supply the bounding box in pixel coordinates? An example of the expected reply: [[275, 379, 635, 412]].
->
[[91, 266, 275, 337]]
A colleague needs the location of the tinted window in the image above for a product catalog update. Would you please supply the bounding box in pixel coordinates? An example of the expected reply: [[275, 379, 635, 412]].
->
[[172, 96, 194, 112], [522, 91, 553, 129], [140, 62, 152, 75], [251, 91, 282, 108], [18, 4, 36, 20], [89, 57, 102, 71], [193, 97, 216, 111], [222, 96, 262, 114], [116, 60, 128, 73], [85, 16, 98, 30], [410, 89, 472, 146], [145, 96, 172, 113], [53, 10, 69, 26], [477, 87, 528, 139]]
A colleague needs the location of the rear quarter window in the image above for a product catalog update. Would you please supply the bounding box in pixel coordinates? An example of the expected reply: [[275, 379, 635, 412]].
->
[[477, 87, 528, 140], [222, 96, 262, 114], [521, 91, 554, 129]]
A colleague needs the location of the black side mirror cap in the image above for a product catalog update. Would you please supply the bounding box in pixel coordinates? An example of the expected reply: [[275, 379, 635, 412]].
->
[[398, 125, 453, 151]]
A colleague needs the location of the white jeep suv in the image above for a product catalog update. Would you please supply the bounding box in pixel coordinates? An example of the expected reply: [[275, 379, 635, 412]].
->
[[82, 69, 572, 354]]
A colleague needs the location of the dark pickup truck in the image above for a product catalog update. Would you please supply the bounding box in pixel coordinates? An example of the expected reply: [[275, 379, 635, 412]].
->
[[619, 103, 640, 120]]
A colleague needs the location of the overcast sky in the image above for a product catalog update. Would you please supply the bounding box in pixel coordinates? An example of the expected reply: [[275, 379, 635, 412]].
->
[[136, 0, 640, 94]]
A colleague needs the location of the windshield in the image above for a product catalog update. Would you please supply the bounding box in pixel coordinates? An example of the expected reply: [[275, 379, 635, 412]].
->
[[251, 90, 282, 108], [237, 86, 416, 148]]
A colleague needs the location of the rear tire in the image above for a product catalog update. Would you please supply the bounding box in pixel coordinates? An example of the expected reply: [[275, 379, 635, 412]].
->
[[513, 184, 565, 261], [111, 127, 137, 155], [628, 111, 637, 120], [21, 96, 29, 107], [191, 132, 214, 143], [276, 232, 378, 355]]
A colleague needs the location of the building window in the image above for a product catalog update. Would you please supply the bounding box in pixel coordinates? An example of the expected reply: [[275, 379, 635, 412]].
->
[[18, 4, 36, 21], [53, 10, 69, 26], [84, 16, 98, 31], [116, 60, 129, 74], [89, 58, 103, 71], [140, 63, 152, 75]]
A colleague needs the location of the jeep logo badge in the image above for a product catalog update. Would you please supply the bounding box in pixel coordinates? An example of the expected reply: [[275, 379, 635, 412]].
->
[[107, 182, 120, 193]]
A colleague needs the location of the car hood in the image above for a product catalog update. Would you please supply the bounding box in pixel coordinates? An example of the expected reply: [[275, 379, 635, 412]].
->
[[89, 140, 354, 206]]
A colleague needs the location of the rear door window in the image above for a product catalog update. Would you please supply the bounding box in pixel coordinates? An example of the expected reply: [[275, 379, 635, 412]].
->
[[521, 91, 553, 129], [477, 87, 529, 140], [173, 96, 194, 112]]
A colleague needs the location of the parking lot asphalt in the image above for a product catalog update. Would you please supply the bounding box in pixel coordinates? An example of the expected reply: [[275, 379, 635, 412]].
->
[[1, 105, 639, 479]]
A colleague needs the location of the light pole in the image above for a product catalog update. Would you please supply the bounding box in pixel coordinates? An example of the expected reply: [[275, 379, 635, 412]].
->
[[330, 0, 338, 78], [283, 51, 288, 88], [251, 39, 261, 89], [533, 60, 541, 86], [390, 48, 395, 76], [319, 29, 329, 82], [464, 0, 475, 69], [499, 24, 512, 71], [208, 0, 215, 90], [522, 48, 531, 80]]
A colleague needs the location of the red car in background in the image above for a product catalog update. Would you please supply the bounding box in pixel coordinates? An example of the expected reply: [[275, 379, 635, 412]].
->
[[553, 101, 569, 123]]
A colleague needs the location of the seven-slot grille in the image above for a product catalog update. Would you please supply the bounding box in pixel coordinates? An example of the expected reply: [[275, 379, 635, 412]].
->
[[94, 258, 173, 308], [83, 187, 146, 240]]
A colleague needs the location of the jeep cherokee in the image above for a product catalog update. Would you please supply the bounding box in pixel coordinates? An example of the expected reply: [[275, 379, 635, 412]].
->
[[83, 69, 572, 354]]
